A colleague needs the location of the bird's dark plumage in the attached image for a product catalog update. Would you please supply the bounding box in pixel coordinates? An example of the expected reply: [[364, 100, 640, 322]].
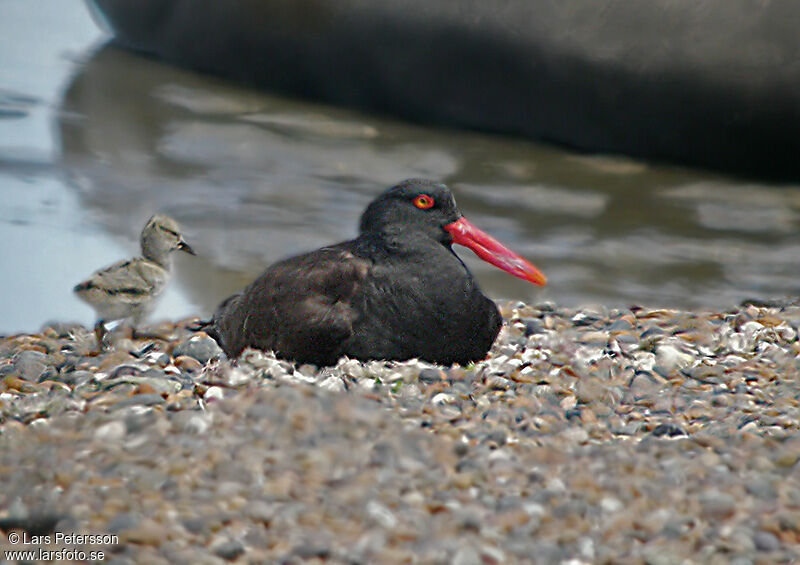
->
[[205, 179, 546, 366]]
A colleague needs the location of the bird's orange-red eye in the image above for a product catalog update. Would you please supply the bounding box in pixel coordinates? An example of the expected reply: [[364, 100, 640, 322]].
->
[[413, 194, 435, 210]]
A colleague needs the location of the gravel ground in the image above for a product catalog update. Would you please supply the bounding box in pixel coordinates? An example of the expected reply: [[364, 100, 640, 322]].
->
[[1, 300, 800, 564]]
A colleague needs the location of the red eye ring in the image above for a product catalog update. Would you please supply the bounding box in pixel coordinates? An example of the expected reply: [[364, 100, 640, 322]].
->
[[413, 194, 435, 210]]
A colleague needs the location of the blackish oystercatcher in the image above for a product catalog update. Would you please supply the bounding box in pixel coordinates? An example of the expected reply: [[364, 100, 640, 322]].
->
[[201, 179, 546, 366]]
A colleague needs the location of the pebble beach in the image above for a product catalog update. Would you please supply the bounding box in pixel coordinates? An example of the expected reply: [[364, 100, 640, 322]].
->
[[1, 300, 800, 564]]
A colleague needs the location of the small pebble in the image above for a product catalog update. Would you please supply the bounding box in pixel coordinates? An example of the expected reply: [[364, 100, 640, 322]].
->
[[174, 355, 203, 373], [211, 538, 246, 560], [13, 350, 47, 381], [753, 530, 781, 552], [94, 420, 127, 442], [204, 386, 225, 402], [173, 337, 222, 364]]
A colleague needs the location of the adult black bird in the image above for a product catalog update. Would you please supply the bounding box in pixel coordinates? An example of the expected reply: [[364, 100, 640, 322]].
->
[[202, 179, 546, 366]]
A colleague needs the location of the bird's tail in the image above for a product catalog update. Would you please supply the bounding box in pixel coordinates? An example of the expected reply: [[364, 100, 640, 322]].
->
[[188, 318, 214, 332], [188, 316, 226, 348], [73, 280, 95, 293], [189, 293, 241, 357]]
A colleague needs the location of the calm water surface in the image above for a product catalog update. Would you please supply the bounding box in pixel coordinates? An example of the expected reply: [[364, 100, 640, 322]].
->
[[1, 1, 799, 334]]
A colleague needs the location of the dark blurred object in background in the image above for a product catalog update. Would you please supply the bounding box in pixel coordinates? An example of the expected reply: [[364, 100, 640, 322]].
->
[[87, 0, 800, 181]]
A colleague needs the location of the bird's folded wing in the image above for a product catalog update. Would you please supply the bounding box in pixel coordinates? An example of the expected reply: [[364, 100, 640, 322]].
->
[[75, 259, 163, 301], [223, 247, 370, 359]]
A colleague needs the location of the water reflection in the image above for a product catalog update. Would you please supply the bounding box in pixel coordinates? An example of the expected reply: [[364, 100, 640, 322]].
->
[[55, 44, 800, 322]]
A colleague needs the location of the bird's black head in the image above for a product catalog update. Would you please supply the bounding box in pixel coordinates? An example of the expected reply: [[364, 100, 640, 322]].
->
[[359, 179, 548, 285], [359, 179, 461, 247]]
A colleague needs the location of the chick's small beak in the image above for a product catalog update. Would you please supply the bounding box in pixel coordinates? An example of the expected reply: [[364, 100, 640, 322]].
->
[[177, 240, 196, 255], [444, 217, 546, 286]]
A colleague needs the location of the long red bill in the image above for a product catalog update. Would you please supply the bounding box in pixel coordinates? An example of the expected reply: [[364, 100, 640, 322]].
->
[[444, 217, 547, 286]]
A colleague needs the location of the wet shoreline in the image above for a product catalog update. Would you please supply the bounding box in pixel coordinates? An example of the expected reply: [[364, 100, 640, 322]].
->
[[1, 300, 799, 562]]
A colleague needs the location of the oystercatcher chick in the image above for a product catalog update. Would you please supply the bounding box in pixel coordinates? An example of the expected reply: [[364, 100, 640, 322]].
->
[[74, 214, 195, 347], [203, 179, 546, 366]]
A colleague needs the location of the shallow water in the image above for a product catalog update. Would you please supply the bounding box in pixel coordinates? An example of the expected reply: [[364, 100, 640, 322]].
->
[[1, 1, 799, 334]]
